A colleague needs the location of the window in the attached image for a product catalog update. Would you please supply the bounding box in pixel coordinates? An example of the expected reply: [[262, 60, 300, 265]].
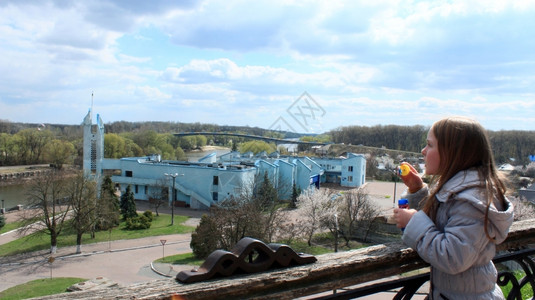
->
[[348, 176, 353, 182], [213, 176, 219, 185], [135, 185, 139, 193], [125, 170, 133, 177], [348, 166, 353, 172], [212, 192, 218, 201]]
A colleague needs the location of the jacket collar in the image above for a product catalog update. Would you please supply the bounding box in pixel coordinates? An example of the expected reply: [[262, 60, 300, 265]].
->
[[436, 169, 483, 203]]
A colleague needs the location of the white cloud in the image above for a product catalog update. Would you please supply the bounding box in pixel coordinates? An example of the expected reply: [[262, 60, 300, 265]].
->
[[0, 0, 534, 131]]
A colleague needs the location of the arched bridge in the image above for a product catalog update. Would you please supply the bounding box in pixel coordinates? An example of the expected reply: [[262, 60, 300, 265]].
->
[[173, 132, 328, 146]]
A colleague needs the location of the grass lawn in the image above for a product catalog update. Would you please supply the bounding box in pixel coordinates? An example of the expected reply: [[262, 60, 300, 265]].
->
[[500, 270, 534, 299], [0, 214, 195, 257], [0, 277, 86, 300], [155, 252, 204, 265], [0, 220, 24, 235]]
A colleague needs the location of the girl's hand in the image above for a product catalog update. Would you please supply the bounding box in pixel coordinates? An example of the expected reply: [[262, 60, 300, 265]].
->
[[398, 162, 423, 193], [393, 208, 417, 229]]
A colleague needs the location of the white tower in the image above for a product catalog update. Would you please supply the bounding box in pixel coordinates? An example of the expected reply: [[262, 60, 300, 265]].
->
[[82, 109, 104, 180]]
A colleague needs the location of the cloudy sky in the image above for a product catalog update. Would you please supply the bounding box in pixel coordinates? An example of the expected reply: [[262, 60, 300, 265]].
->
[[1, 0, 534, 134]]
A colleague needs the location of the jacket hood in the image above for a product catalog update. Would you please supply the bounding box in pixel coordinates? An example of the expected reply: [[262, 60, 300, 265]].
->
[[436, 169, 514, 243]]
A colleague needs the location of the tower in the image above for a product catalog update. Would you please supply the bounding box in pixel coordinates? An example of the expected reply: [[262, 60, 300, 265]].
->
[[82, 109, 104, 180]]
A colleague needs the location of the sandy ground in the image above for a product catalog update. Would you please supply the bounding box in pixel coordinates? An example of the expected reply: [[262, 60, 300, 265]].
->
[[0, 181, 423, 298]]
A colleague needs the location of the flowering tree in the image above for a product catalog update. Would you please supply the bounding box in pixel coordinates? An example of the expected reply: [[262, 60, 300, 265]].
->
[[511, 196, 535, 221], [295, 188, 338, 246]]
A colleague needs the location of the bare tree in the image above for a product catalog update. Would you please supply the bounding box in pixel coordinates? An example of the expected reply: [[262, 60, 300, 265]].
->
[[149, 178, 168, 216], [21, 170, 71, 254], [66, 171, 98, 254], [189, 174, 285, 259], [511, 196, 535, 221], [337, 188, 381, 243], [295, 188, 337, 246]]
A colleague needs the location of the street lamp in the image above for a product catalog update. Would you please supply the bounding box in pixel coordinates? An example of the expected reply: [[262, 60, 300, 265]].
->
[[164, 173, 184, 225], [334, 213, 339, 253]]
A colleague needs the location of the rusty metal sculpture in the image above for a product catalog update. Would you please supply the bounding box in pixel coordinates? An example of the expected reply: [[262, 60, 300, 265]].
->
[[176, 237, 317, 283]]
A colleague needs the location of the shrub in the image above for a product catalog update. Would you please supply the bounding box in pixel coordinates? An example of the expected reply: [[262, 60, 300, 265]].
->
[[125, 214, 152, 230], [143, 210, 153, 222], [190, 214, 219, 259], [0, 214, 5, 229]]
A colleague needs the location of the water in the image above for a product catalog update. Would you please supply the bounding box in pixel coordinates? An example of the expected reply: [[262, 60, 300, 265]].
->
[[0, 184, 26, 210], [0, 148, 232, 209], [185, 147, 231, 162]]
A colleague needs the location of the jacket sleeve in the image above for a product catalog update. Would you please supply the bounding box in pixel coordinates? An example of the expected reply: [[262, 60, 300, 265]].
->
[[402, 199, 491, 275], [402, 184, 428, 209]]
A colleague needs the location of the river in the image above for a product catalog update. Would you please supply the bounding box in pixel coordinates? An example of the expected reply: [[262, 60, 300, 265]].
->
[[0, 147, 231, 211]]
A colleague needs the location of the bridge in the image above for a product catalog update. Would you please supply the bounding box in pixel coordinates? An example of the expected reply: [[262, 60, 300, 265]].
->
[[173, 132, 329, 146]]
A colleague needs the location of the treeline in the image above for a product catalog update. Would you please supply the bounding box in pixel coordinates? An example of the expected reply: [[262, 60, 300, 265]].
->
[[2, 120, 534, 167], [0, 120, 301, 167], [329, 125, 535, 165]]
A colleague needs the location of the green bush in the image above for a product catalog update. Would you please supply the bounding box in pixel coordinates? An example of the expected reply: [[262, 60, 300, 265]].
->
[[0, 214, 5, 229], [125, 214, 152, 230], [143, 210, 153, 222], [190, 214, 219, 259]]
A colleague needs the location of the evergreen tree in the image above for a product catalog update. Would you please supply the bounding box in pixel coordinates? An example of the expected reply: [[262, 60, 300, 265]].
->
[[0, 214, 5, 229], [256, 172, 278, 210], [190, 214, 219, 259], [290, 183, 300, 209], [97, 176, 120, 230], [120, 185, 137, 220]]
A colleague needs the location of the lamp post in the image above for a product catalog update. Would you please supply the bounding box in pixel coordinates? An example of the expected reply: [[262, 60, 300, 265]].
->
[[392, 170, 398, 208], [164, 173, 184, 225], [334, 213, 339, 253]]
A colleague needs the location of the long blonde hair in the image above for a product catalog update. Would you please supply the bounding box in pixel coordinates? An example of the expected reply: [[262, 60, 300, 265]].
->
[[421, 117, 506, 240]]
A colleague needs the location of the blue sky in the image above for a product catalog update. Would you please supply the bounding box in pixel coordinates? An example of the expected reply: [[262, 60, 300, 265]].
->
[[1, 0, 534, 134]]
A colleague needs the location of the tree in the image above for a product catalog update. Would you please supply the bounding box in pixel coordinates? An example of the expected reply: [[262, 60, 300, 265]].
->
[[254, 172, 282, 242], [0, 214, 5, 229], [190, 177, 283, 259], [256, 172, 278, 209], [239, 140, 275, 154], [96, 176, 120, 231], [295, 188, 337, 246], [337, 188, 380, 244], [14, 128, 53, 164], [22, 170, 71, 253], [290, 183, 300, 209], [66, 171, 98, 254], [511, 196, 535, 221], [149, 178, 168, 216], [190, 214, 219, 259], [120, 185, 137, 220], [44, 139, 75, 169]]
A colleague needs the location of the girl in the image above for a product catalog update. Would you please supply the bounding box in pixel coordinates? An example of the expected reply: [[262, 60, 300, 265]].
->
[[394, 116, 514, 299]]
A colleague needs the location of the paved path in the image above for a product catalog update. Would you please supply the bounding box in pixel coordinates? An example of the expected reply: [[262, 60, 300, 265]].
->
[[0, 201, 204, 292], [0, 233, 195, 292]]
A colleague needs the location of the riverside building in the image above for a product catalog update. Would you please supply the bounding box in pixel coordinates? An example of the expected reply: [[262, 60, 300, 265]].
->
[[83, 111, 366, 210]]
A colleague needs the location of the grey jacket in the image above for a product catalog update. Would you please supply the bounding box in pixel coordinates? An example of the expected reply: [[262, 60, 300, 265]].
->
[[402, 169, 514, 299]]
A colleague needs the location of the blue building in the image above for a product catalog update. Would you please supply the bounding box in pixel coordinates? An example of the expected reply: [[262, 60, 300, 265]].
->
[[312, 153, 367, 188], [83, 113, 366, 210]]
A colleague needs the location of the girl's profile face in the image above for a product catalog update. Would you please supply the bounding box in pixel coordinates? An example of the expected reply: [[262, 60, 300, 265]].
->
[[422, 129, 440, 175]]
